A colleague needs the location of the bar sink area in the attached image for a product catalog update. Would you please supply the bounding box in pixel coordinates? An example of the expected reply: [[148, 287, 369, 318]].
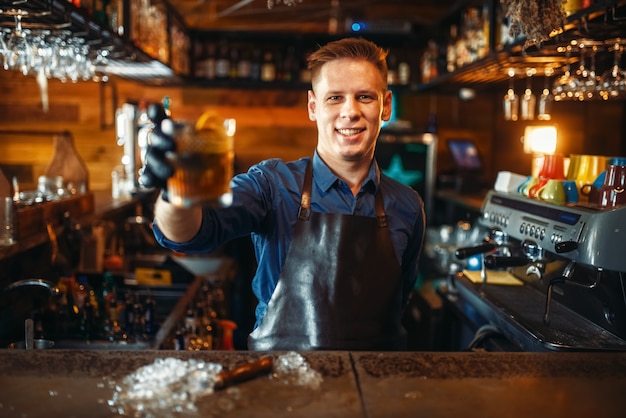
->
[[2, 254, 236, 352], [0, 191, 237, 352]]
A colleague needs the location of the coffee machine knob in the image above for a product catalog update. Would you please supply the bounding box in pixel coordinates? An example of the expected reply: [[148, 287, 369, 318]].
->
[[522, 240, 543, 261], [491, 228, 508, 246]]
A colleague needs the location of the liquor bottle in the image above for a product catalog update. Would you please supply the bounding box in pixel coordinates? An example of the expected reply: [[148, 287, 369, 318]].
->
[[261, 51, 276, 82], [398, 57, 411, 85], [123, 293, 135, 335], [184, 306, 197, 335], [250, 49, 262, 81], [237, 47, 252, 80], [173, 327, 185, 350], [446, 24, 458, 73], [564, 0, 583, 15], [196, 42, 216, 80], [108, 0, 124, 36], [229, 47, 239, 79], [420, 40, 439, 84], [93, 0, 110, 28], [80, 0, 94, 14], [132, 297, 144, 338], [143, 294, 157, 335], [299, 50, 312, 83], [463, 7, 481, 63], [215, 41, 230, 79], [387, 53, 399, 85], [478, 3, 490, 60], [282, 46, 298, 82]]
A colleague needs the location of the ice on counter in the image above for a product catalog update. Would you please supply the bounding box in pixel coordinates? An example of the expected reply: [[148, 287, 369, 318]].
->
[[108, 357, 223, 417], [108, 352, 322, 417]]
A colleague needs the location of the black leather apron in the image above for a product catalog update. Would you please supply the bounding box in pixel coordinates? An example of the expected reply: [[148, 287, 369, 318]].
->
[[248, 159, 404, 351]]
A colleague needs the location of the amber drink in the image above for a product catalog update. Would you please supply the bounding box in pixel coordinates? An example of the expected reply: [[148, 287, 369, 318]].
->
[[166, 116, 235, 208]]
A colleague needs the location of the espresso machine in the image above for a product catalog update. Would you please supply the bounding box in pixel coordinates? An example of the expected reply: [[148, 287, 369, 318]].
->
[[449, 190, 626, 351]]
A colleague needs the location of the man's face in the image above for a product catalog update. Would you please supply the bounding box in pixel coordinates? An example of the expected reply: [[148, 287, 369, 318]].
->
[[307, 58, 392, 164]]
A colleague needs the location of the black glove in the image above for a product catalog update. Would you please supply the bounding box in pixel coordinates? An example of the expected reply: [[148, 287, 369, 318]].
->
[[138, 103, 176, 193]]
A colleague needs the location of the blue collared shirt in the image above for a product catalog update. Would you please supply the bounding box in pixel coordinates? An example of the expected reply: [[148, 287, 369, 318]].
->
[[153, 151, 425, 327]]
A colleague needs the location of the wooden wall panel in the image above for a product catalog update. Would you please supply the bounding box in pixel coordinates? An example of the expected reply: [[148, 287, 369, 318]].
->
[[0, 71, 317, 193], [1, 69, 624, 196]]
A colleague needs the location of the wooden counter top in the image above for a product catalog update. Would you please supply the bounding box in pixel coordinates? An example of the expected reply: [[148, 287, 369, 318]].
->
[[0, 350, 624, 417]]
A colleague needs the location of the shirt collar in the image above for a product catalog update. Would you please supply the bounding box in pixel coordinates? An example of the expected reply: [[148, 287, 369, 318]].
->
[[312, 150, 380, 194]]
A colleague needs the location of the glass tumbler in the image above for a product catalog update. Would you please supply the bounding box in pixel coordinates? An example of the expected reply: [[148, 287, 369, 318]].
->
[[165, 116, 235, 208]]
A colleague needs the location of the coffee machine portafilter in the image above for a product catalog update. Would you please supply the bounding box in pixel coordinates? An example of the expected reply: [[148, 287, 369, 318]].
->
[[454, 228, 539, 284]]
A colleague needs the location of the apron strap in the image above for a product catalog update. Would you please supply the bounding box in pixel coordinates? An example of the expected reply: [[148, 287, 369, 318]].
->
[[298, 158, 314, 220], [375, 187, 388, 228], [298, 157, 388, 228]]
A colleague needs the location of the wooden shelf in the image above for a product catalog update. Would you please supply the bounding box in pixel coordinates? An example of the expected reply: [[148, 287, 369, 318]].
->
[[0, 190, 154, 260], [416, 0, 626, 93], [0, 193, 94, 260]]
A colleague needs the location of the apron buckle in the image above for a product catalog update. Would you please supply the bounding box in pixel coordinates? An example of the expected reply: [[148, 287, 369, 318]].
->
[[298, 206, 311, 220]]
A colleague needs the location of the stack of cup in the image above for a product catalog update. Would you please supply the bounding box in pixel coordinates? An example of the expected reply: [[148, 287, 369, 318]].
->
[[518, 154, 625, 208], [525, 153, 566, 204], [517, 154, 565, 203], [572, 154, 608, 203], [587, 157, 626, 209]]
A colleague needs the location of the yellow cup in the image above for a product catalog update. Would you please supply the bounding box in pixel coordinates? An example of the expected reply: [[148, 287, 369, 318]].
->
[[575, 155, 607, 193], [537, 179, 566, 205], [566, 154, 581, 180]]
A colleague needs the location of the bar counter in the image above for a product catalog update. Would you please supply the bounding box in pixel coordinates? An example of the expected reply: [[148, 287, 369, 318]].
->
[[1, 350, 624, 417]]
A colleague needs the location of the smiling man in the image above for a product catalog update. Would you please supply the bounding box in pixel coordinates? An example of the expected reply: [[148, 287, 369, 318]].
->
[[143, 37, 426, 351]]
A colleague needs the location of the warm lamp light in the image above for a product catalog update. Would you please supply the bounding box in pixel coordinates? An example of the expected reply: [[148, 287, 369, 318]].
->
[[523, 125, 557, 154]]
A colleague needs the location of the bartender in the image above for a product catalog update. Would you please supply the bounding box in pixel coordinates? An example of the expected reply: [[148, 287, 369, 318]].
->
[[140, 37, 425, 351]]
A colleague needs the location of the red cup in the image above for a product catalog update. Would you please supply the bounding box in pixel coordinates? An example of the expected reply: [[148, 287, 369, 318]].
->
[[538, 153, 566, 180]]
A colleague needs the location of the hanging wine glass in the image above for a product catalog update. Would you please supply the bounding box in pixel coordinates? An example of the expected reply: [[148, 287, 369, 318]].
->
[[520, 68, 537, 120], [599, 39, 626, 100], [91, 47, 112, 82], [581, 43, 600, 100], [6, 12, 33, 76], [64, 36, 86, 83], [553, 45, 578, 101], [573, 40, 600, 100], [46, 30, 70, 81], [538, 67, 554, 120], [0, 28, 10, 69], [503, 68, 519, 121], [571, 40, 588, 100], [52, 33, 73, 82], [29, 30, 50, 76]]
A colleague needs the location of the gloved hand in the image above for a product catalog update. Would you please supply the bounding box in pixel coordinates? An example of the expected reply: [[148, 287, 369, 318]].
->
[[138, 103, 176, 193]]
